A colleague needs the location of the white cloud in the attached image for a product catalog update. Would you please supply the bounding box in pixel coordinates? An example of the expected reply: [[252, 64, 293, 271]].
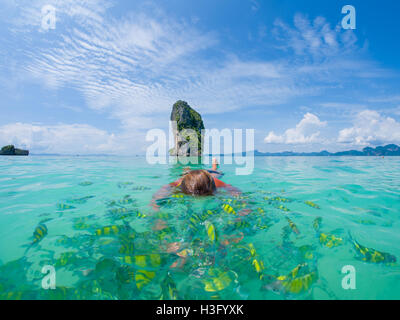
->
[[0, 123, 126, 154], [338, 110, 400, 145], [265, 113, 327, 144]]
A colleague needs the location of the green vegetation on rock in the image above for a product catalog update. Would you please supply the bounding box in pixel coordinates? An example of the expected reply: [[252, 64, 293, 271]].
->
[[170, 100, 205, 156], [0, 145, 29, 156]]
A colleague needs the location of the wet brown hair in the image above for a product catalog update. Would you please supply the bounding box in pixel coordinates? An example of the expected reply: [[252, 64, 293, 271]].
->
[[180, 170, 216, 196]]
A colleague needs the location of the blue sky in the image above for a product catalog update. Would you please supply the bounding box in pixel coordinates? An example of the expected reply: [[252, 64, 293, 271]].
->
[[0, 0, 400, 154]]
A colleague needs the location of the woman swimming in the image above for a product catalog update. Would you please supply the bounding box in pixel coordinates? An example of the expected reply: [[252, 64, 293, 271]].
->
[[151, 158, 242, 211]]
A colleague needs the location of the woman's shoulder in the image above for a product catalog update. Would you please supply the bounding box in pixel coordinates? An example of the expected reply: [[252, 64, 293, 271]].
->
[[170, 178, 183, 187], [213, 177, 228, 188]]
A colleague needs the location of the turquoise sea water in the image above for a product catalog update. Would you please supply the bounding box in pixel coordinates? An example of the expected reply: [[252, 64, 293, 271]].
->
[[1, 155, 400, 300]]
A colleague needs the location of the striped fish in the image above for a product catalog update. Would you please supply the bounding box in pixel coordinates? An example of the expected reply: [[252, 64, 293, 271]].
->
[[171, 194, 184, 198], [264, 196, 291, 203], [95, 225, 122, 236], [67, 196, 95, 204], [319, 233, 343, 248], [287, 218, 300, 235], [305, 201, 320, 209], [161, 273, 178, 300], [78, 181, 93, 186], [222, 203, 236, 215], [205, 221, 217, 243], [132, 186, 151, 191], [277, 263, 317, 294], [56, 203, 75, 210], [277, 204, 290, 212], [32, 224, 48, 245], [73, 218, 90, 230], [118, 235, 135, 255], [108, 207, 133, 215], [121, 254, 162, 269], [312, 217, 322, 231], [116, 265, 135, 284], [349, 233, 396, 264], [203, 269, 236, 292], [135, 270, 156, 290], [228, 219, 251, 230], [55, 251, 77, 267]]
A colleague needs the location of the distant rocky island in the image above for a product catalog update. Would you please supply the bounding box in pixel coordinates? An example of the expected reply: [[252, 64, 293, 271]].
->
[[254, 144, 400, 156], [0, 145, 29, 156], [170, 100, 204, 156]]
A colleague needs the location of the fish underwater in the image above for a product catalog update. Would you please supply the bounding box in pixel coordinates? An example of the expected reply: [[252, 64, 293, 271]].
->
[[222, 203, 236, 215], [304, 201, 320, 209], [312, 217, 322, 231], [263, 263, 318, 295], [56, 203, 75, 211], [286, 218, 300, 235], [161, 273, 178, 300], [205, 221, 217, 243], [117, 182, 134, 187], [132, 186, 151, 191], [78, 181, 93, 186], [94, 224, 130, 237], [202, 268, 238, 293], [67, 196, 95, 204], [264, 196, 292, 203], [24, 224, 48, 253], [349, 232, 396, 264], [319, 232, 343, 248]]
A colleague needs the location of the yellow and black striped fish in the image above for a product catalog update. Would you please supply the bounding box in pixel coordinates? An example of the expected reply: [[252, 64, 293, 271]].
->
[[135, 270, 156, 290], [121, 254, 162, 269], [161, 273, 178, 300], [108, 207, 133, 215], [205, 221, 217, 243], [56, 203, 75, 210], [319, 233, 343, 248], [188, 211, 214, 232], [118, 235, 135, 255], [305, 201, 320, 209], [287, 218, 300, 235], [32, 224, 48, 245], [0, 291, 24, 300], [237, 243, 265, 279], [277, 204, 290, 212], [222, 203, 236, 215], [349, 233, 396, 264], [203, 268, 236, 292], [277, 264, 317, 294], [95, 225, 122, 236], [67, 196, 94, 204], [312, 217, 322, 231], [132, 186, 151, 191], [73, 217, 91, 230], [116, 265, 135, 284], [171, 194, 184, 198], [264, 196, 291, 203], [228, 219, 251, 230], [55, 251, 77, 268]]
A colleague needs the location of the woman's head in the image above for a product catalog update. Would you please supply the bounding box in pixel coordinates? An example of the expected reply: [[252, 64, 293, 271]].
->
[[180, 169, 216, 196]]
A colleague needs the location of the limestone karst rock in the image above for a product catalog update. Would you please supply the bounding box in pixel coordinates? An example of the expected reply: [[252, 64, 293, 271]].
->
[[170, 100, 204, 156], [0, 145, 29, 156]]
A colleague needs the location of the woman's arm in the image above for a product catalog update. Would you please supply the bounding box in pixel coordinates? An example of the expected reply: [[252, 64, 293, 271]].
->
[[214, 178, 241, 196], [150, 179, 181, 211]]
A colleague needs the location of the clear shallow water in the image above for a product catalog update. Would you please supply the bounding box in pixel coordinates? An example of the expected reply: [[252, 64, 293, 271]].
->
[[1, 156, 400, 300]]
